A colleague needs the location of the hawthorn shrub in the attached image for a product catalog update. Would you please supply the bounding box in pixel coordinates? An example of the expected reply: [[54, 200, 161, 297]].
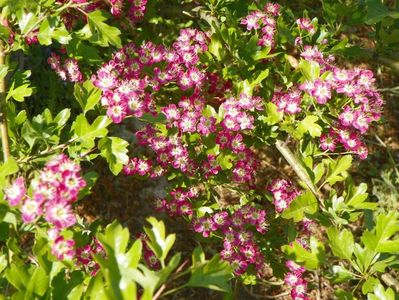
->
[[0, 0, 397, 299]]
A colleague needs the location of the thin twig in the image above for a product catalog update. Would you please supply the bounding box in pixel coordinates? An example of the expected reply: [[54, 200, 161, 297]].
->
[[0, 40, 10, 162], [153, 284, 166, 300]]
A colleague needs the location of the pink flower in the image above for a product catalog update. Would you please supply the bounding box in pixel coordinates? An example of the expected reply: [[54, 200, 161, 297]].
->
[[197, 116, 216, 135], [264, 3, 280, 16], [52, 236, 75, 260], [339, 106, 356, 127], [45, 201, 76, 229], [4, 177, 26, 206], [319, 132, 337, 152], [221, 115, 240, 131], [241, 13, 261, 31], [311, 79, 331, 104], [107, 104, 127, 123], [21, 198, 42, 223], [296, 18, 315, 34], [193, 217, 217, 237]]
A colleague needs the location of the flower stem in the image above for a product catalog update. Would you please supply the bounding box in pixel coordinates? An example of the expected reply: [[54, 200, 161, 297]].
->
[[0, 41, 10, 162]]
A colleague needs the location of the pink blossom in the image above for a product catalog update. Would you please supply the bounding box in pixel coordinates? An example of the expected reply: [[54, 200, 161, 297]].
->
[[52, 236, 75, 260], [4, 177, 26, 206]]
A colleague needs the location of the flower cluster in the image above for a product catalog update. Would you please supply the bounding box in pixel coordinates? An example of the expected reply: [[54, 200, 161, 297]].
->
[[267, 179, 300, 213], [284, 260, 309, 300], [124, 91, 262, 186], [60, 0, 147, 27], [48, 53, 83, 82], [284, 217, 317, 299], [5, 157, 85, 262], [271, 44, 382, 159], [296, 18, 316, 35], [92, 28, 209, 123], [154, 187, 200, 217], [240, 3, 279, 48], [192, 205, 268, 276], [51, 235, 76, 261], [76, 239, 105, 275], [5, 155, 86, 262], [19, 154, 87, 229]]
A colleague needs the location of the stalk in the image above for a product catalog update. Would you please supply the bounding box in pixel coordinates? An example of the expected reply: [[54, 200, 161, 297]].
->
[[0, 41, 10, 162], [275, 139, 324, 206]]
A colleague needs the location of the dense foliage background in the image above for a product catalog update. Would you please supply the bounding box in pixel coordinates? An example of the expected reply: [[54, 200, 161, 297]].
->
[[0, 0, 398, 299]]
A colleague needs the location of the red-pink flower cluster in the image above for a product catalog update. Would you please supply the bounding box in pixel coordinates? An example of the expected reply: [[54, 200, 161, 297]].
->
[[48, 53, 83, 82], [284, 260, 309, 300], [5, 155, 86, 239], [267, 179, 300, 213], [192, 205, 268, 276], [18, 154, 86, 229], [59, 0, 147, 26], [76, 239, 105, 275], [271, 44, 382, 159], [123, 91, 262, 186], [296, 18, 315, 35], [240, 3, 279, 48], [154, 187, 199, 217], [92, 28, 209, 123], [51, 236, 76, 261]]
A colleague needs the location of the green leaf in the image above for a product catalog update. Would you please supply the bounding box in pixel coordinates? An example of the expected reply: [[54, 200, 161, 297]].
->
[[362, 277, 381, 295], [5, 263, 29, 291], [282, 190, 318, 222], [361, 211, 399, 253], [17, 10, 38, 34], [79, 10, 121, 47], [282, 236, 325, 269], [296, 115, 322, 138], [250, 69, 269, 88], [98, 137, 129, 175], [367, 284, 395, 300], [187, 253, 232, 292], [25, 266, 49, 299], [71, 115, 111, 149], [335, 289, 356, 300], [313, 162, 325, 185], [6, 83, 33, 102], [208, 35, 224, 61], [252, 47, 271, 61], [353, 243, 376, 273], [330, 265, 355, 283], [66, 39, 102, 63], [263, 102, 283, 125], [38, 17, 70, 45], [299, 59, 320, 81], [0, 64, 8, 80], [346, 183, 377, 210], [325, 156, 353, 185], [144, 217, 175, 263], [327, 227, 354, 260], [365, 0, 399, 24], [97, 221, 130, 255], [85, 275, 107, 300], [0, 255, 6, 274], [53, 109, 71, 128], [216, 154, 234, 170], [74, 80, 102, 114], [0, 158, 19, 178]]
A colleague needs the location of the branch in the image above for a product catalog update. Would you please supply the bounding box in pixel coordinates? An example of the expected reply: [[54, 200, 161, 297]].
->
[[275, 139, 324, 206], [0, 41, 10, 162]]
